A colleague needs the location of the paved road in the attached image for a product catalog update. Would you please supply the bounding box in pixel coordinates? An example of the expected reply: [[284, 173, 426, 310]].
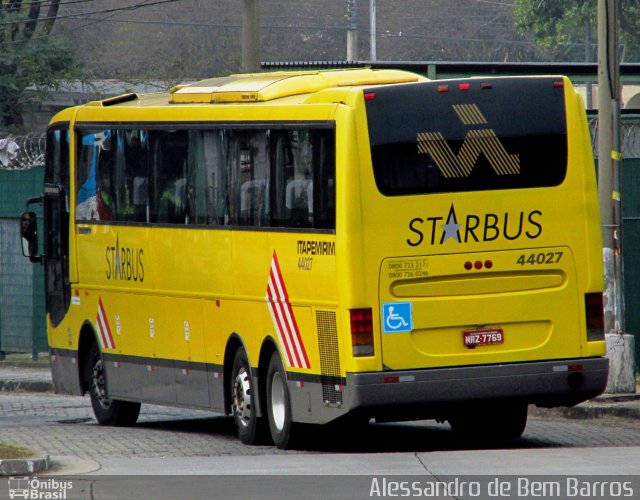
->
[[2, 392, 640, 461], [2, 393, 640, 499]]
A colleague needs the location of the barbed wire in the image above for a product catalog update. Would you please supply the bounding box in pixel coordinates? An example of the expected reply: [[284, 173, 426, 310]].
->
[[0, 133, 46, 170], [589, 117, 640, 159], [3, 120, 640, 171]]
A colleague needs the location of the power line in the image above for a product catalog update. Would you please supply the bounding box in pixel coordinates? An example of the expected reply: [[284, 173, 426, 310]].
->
[[0, 0, 97, 12], [0, 0, 183, 28]]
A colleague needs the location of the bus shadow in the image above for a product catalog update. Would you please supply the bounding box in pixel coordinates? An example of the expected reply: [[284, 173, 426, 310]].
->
[[290, 420, 559, 453], [131, 416, 559, 453], [135, 414, 238, 437]]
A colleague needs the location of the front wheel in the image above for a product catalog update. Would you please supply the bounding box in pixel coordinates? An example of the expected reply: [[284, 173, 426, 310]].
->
[[87, 342, 140, 426], [266, 352, 296, 449]]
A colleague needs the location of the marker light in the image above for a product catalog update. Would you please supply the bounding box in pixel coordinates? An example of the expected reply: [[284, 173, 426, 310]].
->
[[480, 82, 493, 90], [350, 308, 374, 357], [484, 260, 493, 269], [459, 83, 471, 91], [474, 261, 483, 270], [464, 261, 473, 271], [553, 80, 565, 89], [437, 85, 449, 93], [364, 92, 377, 101]]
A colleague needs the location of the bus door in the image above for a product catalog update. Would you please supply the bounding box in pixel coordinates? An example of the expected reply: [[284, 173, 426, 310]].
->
[[43, 127, 71, 327]]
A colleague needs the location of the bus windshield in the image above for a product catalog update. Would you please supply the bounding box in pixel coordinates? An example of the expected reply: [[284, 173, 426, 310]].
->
[[365, 77, 568, 196]]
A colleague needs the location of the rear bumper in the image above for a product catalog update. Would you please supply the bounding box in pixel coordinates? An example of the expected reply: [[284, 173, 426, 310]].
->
[[345, 357, 608, 414]]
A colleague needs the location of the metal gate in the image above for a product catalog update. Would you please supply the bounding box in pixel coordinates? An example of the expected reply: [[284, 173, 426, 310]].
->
[[0, 168, 46, 359]]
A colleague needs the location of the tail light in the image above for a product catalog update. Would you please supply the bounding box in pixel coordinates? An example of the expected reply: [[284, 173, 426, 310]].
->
[[350, 308, 374, 357], [585, 293, 604, 341]]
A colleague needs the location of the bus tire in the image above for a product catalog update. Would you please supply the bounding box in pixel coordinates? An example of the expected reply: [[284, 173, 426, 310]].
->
[[87, 342, 140, 426], [230, 347, 265, 445], [266, 352, 295, 449], [448, 402, 528, 442]]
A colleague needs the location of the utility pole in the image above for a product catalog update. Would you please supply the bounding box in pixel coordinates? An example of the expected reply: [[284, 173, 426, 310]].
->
[[597, 0, 636, 393], [242, 0, 260, 73], [369, 0, 376, 61], [347, 0, 358, 61]]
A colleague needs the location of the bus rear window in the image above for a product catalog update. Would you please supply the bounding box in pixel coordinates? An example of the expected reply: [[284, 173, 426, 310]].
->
[[365, 77, 568, 196]]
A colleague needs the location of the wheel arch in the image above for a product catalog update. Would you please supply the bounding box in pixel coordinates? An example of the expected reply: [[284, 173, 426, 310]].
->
[[222, 333, 281, 418]]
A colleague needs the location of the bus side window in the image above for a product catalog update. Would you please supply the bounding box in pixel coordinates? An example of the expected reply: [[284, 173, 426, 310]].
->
[[116, 130, 149, 223], [150, 130, 189, 224], [311, 129, 336, 230], [76, 130, 115, 222], [228, 130, 269, 227]]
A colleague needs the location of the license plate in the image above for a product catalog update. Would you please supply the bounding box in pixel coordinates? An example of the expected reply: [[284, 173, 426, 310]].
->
[[463, 328, 504, 348]]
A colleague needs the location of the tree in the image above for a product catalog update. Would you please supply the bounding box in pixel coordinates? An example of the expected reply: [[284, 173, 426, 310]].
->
[[514, 0, 640, 61], [0, 0, 83, 133]]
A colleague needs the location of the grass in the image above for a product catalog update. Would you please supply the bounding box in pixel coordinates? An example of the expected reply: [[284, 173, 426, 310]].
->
[[0, 443, 35, 460]]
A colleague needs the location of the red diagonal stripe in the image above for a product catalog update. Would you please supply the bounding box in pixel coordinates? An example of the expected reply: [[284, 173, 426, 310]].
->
[[266, 251, 309, 369], [97, 298, 115, 349], [269, 256, 303, 368]]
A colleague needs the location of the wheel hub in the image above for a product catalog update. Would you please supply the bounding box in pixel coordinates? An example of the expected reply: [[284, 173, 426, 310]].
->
[[270, 371, 286, 431], [91, 357, 112, 410], [232, 367, 252, 427]]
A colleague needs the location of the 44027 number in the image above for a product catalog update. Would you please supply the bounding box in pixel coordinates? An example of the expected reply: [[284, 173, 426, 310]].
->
[[516, 252, 563, 266]]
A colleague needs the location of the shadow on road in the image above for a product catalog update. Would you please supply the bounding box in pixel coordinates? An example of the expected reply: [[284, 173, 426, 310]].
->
[[126, 415, 559, 454]]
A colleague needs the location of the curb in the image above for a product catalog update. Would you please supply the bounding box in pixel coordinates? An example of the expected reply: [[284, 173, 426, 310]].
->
[[0, 456, 49, 476], [556, 402, 640, 420], [0, 380, 53, 393], [531, 392, 640, 421]]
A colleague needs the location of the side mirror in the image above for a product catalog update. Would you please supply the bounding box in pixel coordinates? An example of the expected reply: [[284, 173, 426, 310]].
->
[[20, 211, 41, 262]]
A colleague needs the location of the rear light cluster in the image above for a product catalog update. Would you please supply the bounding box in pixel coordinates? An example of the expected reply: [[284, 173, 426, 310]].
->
[[585, 293, 605, 341], [464, 260, 493, 271], [437, 82, 492, 93], [350, 308, 374, 357]]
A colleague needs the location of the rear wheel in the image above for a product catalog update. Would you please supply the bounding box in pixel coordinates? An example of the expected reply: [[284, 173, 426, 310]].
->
[[448, 402, 528, 442], [230, 347, 266, 445], [87, 342, 140, 426], [266, 352, 295, 449]]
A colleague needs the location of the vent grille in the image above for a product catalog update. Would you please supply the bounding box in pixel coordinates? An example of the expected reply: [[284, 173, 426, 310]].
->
[[316, 310, 343, 405]]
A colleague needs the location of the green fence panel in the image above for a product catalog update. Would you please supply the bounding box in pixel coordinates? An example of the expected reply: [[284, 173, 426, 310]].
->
[[622, 158, 640, 366], [0, 168, 46, 357]]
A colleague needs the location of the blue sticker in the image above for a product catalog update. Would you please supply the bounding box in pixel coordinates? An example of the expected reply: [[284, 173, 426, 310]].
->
[[382, 302, 413, 333]]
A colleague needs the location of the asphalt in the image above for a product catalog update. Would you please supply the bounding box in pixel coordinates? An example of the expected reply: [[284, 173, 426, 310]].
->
[[0, 353, 638, 476]]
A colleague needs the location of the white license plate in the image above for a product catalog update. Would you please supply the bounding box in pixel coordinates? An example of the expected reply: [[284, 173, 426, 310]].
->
[[463, 328, 504, 348]]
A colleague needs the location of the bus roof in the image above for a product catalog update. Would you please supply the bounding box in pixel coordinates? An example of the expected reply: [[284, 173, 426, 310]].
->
[[74, 69, 425, 111]]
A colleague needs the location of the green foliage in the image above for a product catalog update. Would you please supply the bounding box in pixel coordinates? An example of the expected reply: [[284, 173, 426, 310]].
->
[[0, 3, 85, 133], [0, 442, 35, 459], [514, 0, 640, 61]]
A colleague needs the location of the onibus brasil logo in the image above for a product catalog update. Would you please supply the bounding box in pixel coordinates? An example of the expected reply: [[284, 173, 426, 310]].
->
[[8, 477, 73, 499]]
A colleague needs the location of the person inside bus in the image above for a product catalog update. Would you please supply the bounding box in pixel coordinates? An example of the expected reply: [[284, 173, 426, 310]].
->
[[96, 169, 115, 221]]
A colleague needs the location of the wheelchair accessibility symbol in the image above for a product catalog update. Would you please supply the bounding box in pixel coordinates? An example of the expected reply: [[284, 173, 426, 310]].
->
[[382, 302, 413, 333]]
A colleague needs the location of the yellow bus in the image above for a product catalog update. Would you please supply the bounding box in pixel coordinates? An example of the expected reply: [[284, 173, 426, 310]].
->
[[22, 68, 607, 448]]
